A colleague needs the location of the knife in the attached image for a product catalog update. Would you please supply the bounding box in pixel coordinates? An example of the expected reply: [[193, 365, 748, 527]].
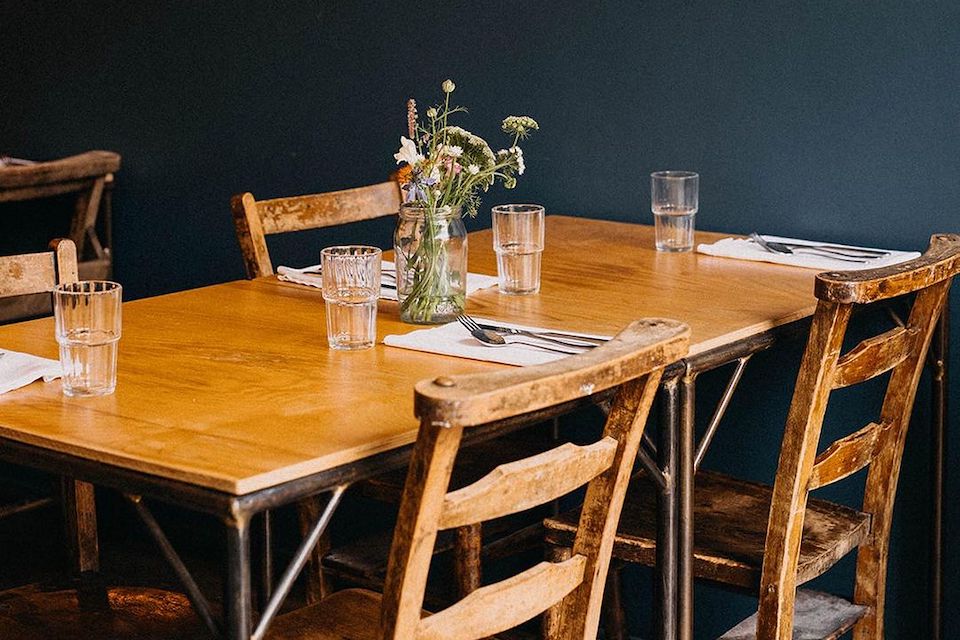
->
[[476, 323, 608, 345]]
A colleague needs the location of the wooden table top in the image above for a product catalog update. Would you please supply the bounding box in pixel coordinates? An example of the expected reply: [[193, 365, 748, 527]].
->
[[0, 216, 818, 496]]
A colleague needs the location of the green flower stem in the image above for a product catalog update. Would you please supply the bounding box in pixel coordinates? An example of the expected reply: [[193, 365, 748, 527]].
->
[[398, 207, 465, 324]]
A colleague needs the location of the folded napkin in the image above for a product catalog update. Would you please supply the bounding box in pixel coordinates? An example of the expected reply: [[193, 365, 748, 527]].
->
[[277, 260, 499, 301], [697, 235, 920, 271], [384, 318, 612, 366], [0, 349, 61, 395]]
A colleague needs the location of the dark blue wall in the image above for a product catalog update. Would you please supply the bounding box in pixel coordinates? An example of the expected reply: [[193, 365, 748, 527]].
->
[[4, 2, 958, 637]]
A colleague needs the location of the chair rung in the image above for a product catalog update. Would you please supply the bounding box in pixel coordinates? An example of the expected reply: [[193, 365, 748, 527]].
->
[[415, 555, 586, 640], [439, 438, 617, 530], [809, 422, 885, 490], [832, 326, 914, 389]]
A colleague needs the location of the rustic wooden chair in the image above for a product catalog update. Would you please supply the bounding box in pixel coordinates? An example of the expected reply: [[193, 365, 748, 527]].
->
[[0, 240, 99, 575], [232, 181, 556, 606], [231, 181, 403, 599], [544, 233, 960, 639], [230, 181, 402, 278], [0, 240, 202, 639], [0, 151, 120, 322], [267, 318, 688, 640]]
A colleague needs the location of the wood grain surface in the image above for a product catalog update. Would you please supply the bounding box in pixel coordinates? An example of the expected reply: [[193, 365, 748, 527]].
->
[[0, 216, 818, 495]]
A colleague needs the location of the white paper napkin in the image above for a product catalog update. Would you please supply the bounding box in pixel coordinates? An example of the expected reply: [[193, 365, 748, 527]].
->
[[383, 318, 612, 366], [277, 260, 499, 301], [697, 235, 920, 271], [0, 349, 61, 395]]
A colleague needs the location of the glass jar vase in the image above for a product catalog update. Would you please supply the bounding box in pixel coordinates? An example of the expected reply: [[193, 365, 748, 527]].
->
[[393, 204, 468, 324]]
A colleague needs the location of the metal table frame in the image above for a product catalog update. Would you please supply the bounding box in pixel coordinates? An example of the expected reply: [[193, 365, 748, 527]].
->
[[0, 308, 948, 639]]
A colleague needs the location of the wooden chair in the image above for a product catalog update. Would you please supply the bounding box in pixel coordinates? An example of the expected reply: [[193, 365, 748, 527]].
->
[[232, 180, 407, 602], [232, 180, 553, 607], [267, 318, 689, 640], [0, 240, 99, 575], [230, 181, 402, 278], [0, 240, 202, 639], [544, 233, 960, 639], [0, 151, 120, 322]]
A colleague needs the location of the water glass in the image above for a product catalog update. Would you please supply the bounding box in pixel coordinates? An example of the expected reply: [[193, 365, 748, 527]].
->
[[321, 246, 381, 350], [651, 171, 699, 252], [53, 281, 122, 397], [492, 204, 545, 295]]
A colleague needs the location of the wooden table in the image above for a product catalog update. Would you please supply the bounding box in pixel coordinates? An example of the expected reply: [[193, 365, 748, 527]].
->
[[0, 216, 836, 639]]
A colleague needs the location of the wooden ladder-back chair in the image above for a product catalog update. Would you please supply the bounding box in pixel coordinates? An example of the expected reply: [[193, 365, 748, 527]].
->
[[0, 240, 203, 639], [545, 234, 960, 639], [268, 318, 689, 640], [232, 180, 554, 607], [0, 239, 98, 575], [231, 181, 402, 278], [0, 151, 120, 322]]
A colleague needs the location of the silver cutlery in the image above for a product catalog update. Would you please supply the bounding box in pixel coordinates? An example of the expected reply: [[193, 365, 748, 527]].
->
[[456, 315, 587, 355], [749, 233, 870, 263], [475, 321, 604, 347], [300, 267, 397, 277], [765, 240, 889, 257], [292, 266, 396, 288]]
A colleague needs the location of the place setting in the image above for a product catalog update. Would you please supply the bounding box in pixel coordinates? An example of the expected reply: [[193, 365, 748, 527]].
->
[[270, 80, 603, 363], [645, 169, 920, 270]]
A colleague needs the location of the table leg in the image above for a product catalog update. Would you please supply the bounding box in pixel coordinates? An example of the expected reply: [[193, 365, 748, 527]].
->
[[259, 510, 273, 606], [225, 517, 253, 640], [678, 373, 696, 640], [931, 302, 949, 640], [656, 378, 680, 640]]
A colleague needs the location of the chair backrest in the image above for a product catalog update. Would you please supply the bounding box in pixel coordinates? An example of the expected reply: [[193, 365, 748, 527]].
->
[[0, 239, 79, 299], [0, 151, 120, 265], [379, 318, 689, 640], [230, 181, 402, 278], [757, 233, 960, 638]]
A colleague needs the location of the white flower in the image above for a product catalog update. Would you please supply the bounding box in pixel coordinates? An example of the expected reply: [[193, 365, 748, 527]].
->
[[497, 149, 510, 157], [426, 107, 438, 118], [442, 79, 456, 93], [440, 144, 463, 158], [511, 146, 525, 175], [393, 136, 423, 166], [466, 164, 480, 174]]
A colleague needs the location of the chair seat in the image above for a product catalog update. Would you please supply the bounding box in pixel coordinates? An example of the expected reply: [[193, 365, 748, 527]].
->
[[268, 589, 382, 640], [719, 589, 869, 639], [269, 588, 503, 640], [543, 471, 871, 590], [0, 583, 204, 640]]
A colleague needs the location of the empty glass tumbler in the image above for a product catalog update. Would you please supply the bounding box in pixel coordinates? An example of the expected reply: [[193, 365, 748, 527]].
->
[[321, 246, 381, 350], [492, 204, 545, 295], [651, 171, 699, 252], [53, 280, 122, 397]]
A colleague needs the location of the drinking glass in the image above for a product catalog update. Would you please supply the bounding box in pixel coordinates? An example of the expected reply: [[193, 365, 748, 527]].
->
[[53, 280, 122, 397], [321, 245, 381, 350], [651, 171, 699, 252], [492, 204, 545, 295]]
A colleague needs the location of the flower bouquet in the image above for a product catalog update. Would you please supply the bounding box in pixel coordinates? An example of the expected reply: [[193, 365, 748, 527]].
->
[[392, 79, 538, 324]]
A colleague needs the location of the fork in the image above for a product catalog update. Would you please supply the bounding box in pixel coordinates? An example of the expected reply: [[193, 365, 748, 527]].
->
[[473, 319, 602, 347], [456, 315, 586, 355], [749, 233, 869, 263]]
